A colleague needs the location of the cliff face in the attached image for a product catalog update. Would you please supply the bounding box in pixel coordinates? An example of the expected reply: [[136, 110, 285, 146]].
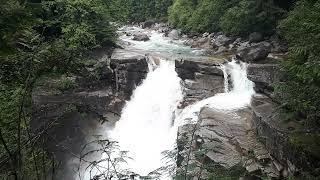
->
[[175, 57, 225, 107], [31, 48, 149, 178]]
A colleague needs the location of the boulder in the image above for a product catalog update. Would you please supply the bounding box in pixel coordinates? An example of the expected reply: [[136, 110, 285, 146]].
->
[[177, 107, 284, 178], [175, 58, 224, 80], [251, 94, 314, 175], [249, 32, 264, 43], [247, 63, 280, 97], [175, 58, 225, 107], [237, 42, 271, 62], [111, 49, 149, 96], [132, 33, 150, 41], [212, 34, 234, 47], [168, 29, 181, 40], [191, 37, 213, 49]]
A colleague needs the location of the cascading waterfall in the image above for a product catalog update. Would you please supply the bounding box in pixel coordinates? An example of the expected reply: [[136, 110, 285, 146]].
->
[[107, 58, 184, 177], [95, 58, 254, 179], [174, 60, 254, 127], [83, 26, 255, 179]]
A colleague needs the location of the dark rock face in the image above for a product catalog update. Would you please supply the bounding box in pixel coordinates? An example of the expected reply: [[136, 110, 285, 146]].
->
[[237, 42, 271, 62], [175, 58, 225, 107], [250, 94, 315, 175], [247, 63, 280, 97], [31, 48, 149, 179], [132, 33, 150, 41], [110, 49, 149, 97], [177, 107, 284, 178], [270, 34, 288, 53]]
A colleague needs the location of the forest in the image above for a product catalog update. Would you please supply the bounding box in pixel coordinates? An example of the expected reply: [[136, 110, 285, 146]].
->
[[0, 0, 319, 179]]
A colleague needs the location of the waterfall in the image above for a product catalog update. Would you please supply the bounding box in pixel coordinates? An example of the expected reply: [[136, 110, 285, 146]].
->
[[81, 58, 254, 179], [107, 59, 184, 176], [174, 60, 254, 127]]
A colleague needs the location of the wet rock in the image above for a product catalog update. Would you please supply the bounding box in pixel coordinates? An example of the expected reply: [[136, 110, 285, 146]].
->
[[247, 63, 280, 97], [132, 33, 150, 41], [168, 29, 181, 40], [237, 42, 271, 62], [175, 58, 225, 107], [177, 107, 283, 178], [191, 37, 213, 49], [212, 34, 234, 46], [111, 49, 149, 96], [116, 39, 131, 49], [251, 94, 318, 176], [249, 32, 264, 43]]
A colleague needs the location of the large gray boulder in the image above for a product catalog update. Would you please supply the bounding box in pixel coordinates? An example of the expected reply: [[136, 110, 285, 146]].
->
[[251, 94, 312, 176], [132, 33, 150, 41], [177, 107, 284, 178], [175, 58, 225, 107], [247, 63, 280, 97], [237, 42, 271, 62], [191, 37, 213, 49], [168, 29, 181, 40], [212, 34, 234, 46], [111, 49, 149, 95]]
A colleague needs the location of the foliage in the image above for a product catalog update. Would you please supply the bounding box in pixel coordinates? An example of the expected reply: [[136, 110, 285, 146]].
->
[[0, 0, 126, 179], [220, 0, 284, 36], [276, 0, 320, 130], [168, 0, 197, 31], [185, 0, 233, 33], [168, 0, 287, 36], [124, 0, 173, 22]]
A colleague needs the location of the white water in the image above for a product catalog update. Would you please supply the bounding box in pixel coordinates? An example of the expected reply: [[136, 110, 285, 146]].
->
[[174, 60, 254, 127], [102, 59, 254, 179], [119, 26, 204, 56], [82, 27, 255, 179], [107, 59, 184, 177]]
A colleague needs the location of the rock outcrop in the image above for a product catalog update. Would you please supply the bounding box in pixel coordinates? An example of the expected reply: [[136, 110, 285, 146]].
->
[[247, 63, 280, 97], [167, 29, 181, 40], [31, 48, 150, 179], [111, 49, 149, 96], [175, 58, 225, 107], [213, 34, 234, 47], [237, 42, 272, 62], [132, 33, 150, 41], [251, 94, 308, 176], [177, 107, 285, 179]]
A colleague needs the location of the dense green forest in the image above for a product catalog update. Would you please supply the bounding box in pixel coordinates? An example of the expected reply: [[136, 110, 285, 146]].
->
[[1, 0, 320, 179], [0, 0, 127, 178]]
